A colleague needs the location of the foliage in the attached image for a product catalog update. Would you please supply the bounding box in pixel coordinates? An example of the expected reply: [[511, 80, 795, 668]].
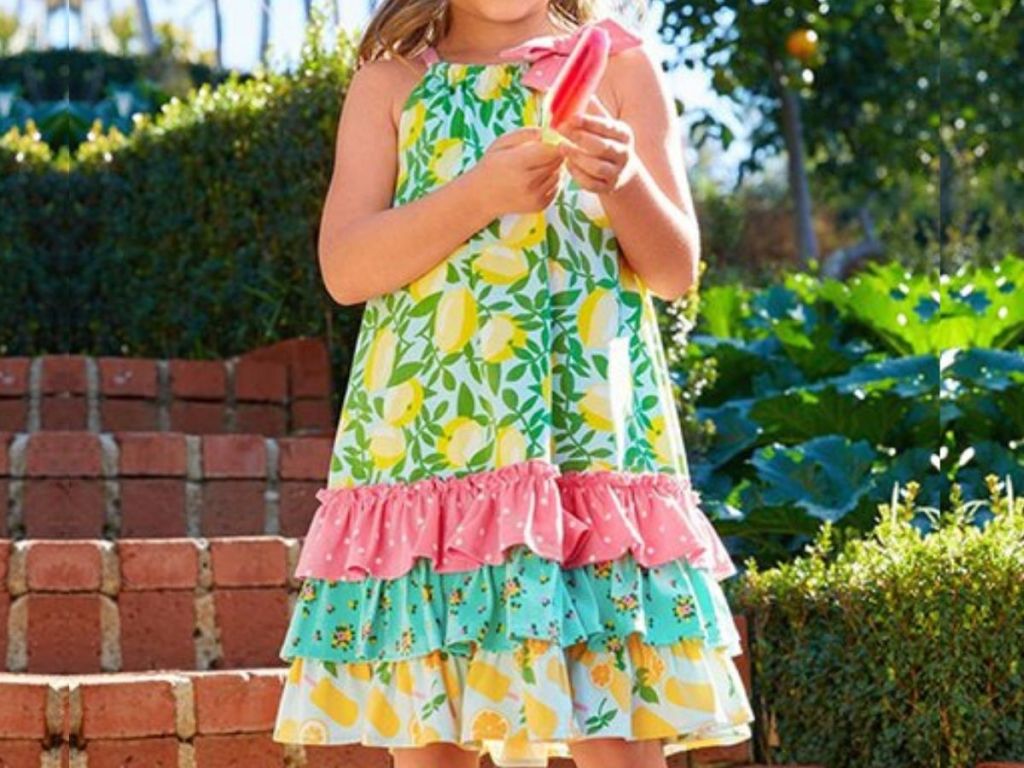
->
[[662, 256, 1024, 564], [734, 476, 1024, 767], [0, 11, 363, 370]]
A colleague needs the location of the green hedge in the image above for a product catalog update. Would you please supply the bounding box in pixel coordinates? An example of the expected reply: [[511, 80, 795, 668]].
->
[[735, 477, 1024, 767]]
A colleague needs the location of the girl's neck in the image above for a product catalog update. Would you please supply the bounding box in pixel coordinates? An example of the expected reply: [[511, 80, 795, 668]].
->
[[436, 10, 565, 65]]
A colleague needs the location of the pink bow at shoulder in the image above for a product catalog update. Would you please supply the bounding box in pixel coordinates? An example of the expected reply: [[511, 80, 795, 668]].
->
[[497, 16, 644, 91]]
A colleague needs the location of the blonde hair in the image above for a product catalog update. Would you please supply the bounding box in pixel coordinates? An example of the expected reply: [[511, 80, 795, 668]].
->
[[356, 0, 646, 69]]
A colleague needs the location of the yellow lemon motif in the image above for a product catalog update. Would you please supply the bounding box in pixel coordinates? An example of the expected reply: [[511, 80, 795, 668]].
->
[[440, 658, 463, 710], [363, 326, 398, 391], [499, 212, 546, 250], [287, 657, 303, 684], [523, 691, 559, 739], [394, 660, 415, 695], [646, 414, 674, 466], [496, 425, 527, 467], [580, 383, 614, 432], [410, 717, 442, 745], [298, 718, 329, 744], [473, 244, 529, 285], [629, 635, 667, 684], [587, 459, 616, 471], [665, 678, 718, 713], [408, 257, 449, 301], [382, 379, 424, 426], [366, 687, 401, 737], [399, 99, 427, 151], [546, 655, 571, 695], [578, 189, 610, 229], [429, 137, 463, 183], [434, 287, 478, 353], [447, 64, 469, 86], [541, 371, 552, 405], [368, 422, 405, 469], [631, 706, 677, 738], [347, 661, 373, 681], [466, 659, 512, 702], [479, 313, 526, 363], [471, 709, 511, 740], [671, 639, 705, 662], [439, 416, 488, 467], [578, 287, 618, 349], [522, 91, 540, 127], [609, 668, 632, 710], [275, 717, 300, 741], [309, 679, 358, 727], [475, 66, 513, 100]]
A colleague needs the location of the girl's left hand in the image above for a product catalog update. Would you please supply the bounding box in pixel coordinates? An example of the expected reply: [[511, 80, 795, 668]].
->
[[557, 97, 640, 195]]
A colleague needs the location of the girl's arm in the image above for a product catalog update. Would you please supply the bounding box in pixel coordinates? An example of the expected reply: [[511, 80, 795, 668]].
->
[[318, 60, 564, 306], [562, 46, 701, 302], [317, 60, 496, 306]]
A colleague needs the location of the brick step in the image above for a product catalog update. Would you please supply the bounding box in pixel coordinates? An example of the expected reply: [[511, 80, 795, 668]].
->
[[0, 337, 334, 436], [0, 432, 331, 539], [0, 669, 748, 767], [1, 537, 300, 674]]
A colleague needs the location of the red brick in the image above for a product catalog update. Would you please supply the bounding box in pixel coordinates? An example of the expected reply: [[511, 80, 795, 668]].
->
[[97, 358, 158, 398], [100, 399, 159, 432], [85, 738, 179, 768], [735, 614, 751, 694], [278, 438, 331, 481], [0, 358, 30, 396], [119, 479, 188, 538], [0, 593, 8, 664], [200, 481, 268, 536], [234, 358, 288, 403], [200, 481, 266, 536], [278, 481, 321, 537], [304, 745, 392, 767], [0, 739, 45, 767], [214, 589, 290, 667], [202, 435, 267, 479], [117, 433, 187, 477], [0, 541, 9, 582], [0, 399, 28, 433], [235, 404, 287, 437], [193, 671, 284, 734], [169, 359, 227, 400], [210, 538, 289, 587], [290, 399, 334, 435], [25, 541, 104, 592], [39, 395, 88, 430], [193, 734, 283, 767], [22, 479, 105, 539], [0, 678, 48, 738], [119, 591, 196, 671], [245, 337, 332, 399], [0, 431, 10, 475], [25, 432, 102, 477], [79, 677, 178, 739], [27, 594, 102, 673], [0, 480, 7, 538], [40, 355, 88, 394], [690, 741, 753, 767], [119, 540, 200, 591], [169, 401, 227, 434]]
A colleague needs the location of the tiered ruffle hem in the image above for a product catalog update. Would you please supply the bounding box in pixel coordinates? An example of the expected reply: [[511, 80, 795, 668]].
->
[[273, 459, 754, 766]]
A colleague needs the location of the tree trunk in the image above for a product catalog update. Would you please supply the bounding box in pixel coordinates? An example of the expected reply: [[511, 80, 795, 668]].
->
[[773, 62, 819, 266], [134, 0, 156, 54], [259, 0, 271, 66], [211, 0, 223, 69], [821, 206, 884, 280]]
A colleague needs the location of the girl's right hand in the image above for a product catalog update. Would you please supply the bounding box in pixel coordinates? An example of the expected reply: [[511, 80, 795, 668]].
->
[[472, 127, 566, 217]]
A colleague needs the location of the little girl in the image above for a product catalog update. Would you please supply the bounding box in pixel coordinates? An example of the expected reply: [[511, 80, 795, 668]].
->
[[273, 1, 754, 767]]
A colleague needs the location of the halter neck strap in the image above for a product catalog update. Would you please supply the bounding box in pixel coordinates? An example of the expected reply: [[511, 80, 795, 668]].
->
[[419, 45, 441, 66]]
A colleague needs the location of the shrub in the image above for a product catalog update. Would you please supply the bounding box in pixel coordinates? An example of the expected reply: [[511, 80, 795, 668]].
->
[[734, 476, 1024, 768]]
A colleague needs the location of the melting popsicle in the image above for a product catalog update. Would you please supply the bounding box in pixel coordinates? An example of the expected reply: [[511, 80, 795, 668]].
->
[[540, 24, 612, 145]]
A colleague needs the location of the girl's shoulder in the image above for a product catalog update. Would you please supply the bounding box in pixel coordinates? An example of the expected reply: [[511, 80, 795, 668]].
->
[[349, 54, 432, 129], [601, 41, 662, 119]]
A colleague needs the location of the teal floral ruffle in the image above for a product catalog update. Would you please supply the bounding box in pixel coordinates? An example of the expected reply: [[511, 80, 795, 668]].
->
[[280, 545, 740, 663]]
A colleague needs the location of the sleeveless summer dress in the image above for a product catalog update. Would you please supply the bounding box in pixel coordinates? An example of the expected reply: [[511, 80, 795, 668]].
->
[[273, 16, 754, 767]]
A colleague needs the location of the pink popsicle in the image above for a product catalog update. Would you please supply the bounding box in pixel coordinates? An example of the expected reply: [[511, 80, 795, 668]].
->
[[544, 25, 612, 132]]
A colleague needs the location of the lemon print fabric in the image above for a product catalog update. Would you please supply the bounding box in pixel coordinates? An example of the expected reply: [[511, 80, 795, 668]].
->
[[275, 45, 754, 767]]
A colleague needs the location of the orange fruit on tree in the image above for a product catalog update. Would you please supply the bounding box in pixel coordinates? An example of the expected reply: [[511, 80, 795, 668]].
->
[[785, 28, 819, 63]]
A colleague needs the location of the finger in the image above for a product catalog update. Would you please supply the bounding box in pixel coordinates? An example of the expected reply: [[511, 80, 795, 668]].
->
[[521, 143, 566, 169], [566, 155, 614, 192], [567, 110, 630, 144], [583, 93, 615, 118], [563, 131, 623, 165], [495, 127, 544, 147]]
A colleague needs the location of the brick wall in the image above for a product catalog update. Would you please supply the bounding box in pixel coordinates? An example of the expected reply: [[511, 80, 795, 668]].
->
[[0, 338, 334, 437], [0, 433, 331, 540]]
